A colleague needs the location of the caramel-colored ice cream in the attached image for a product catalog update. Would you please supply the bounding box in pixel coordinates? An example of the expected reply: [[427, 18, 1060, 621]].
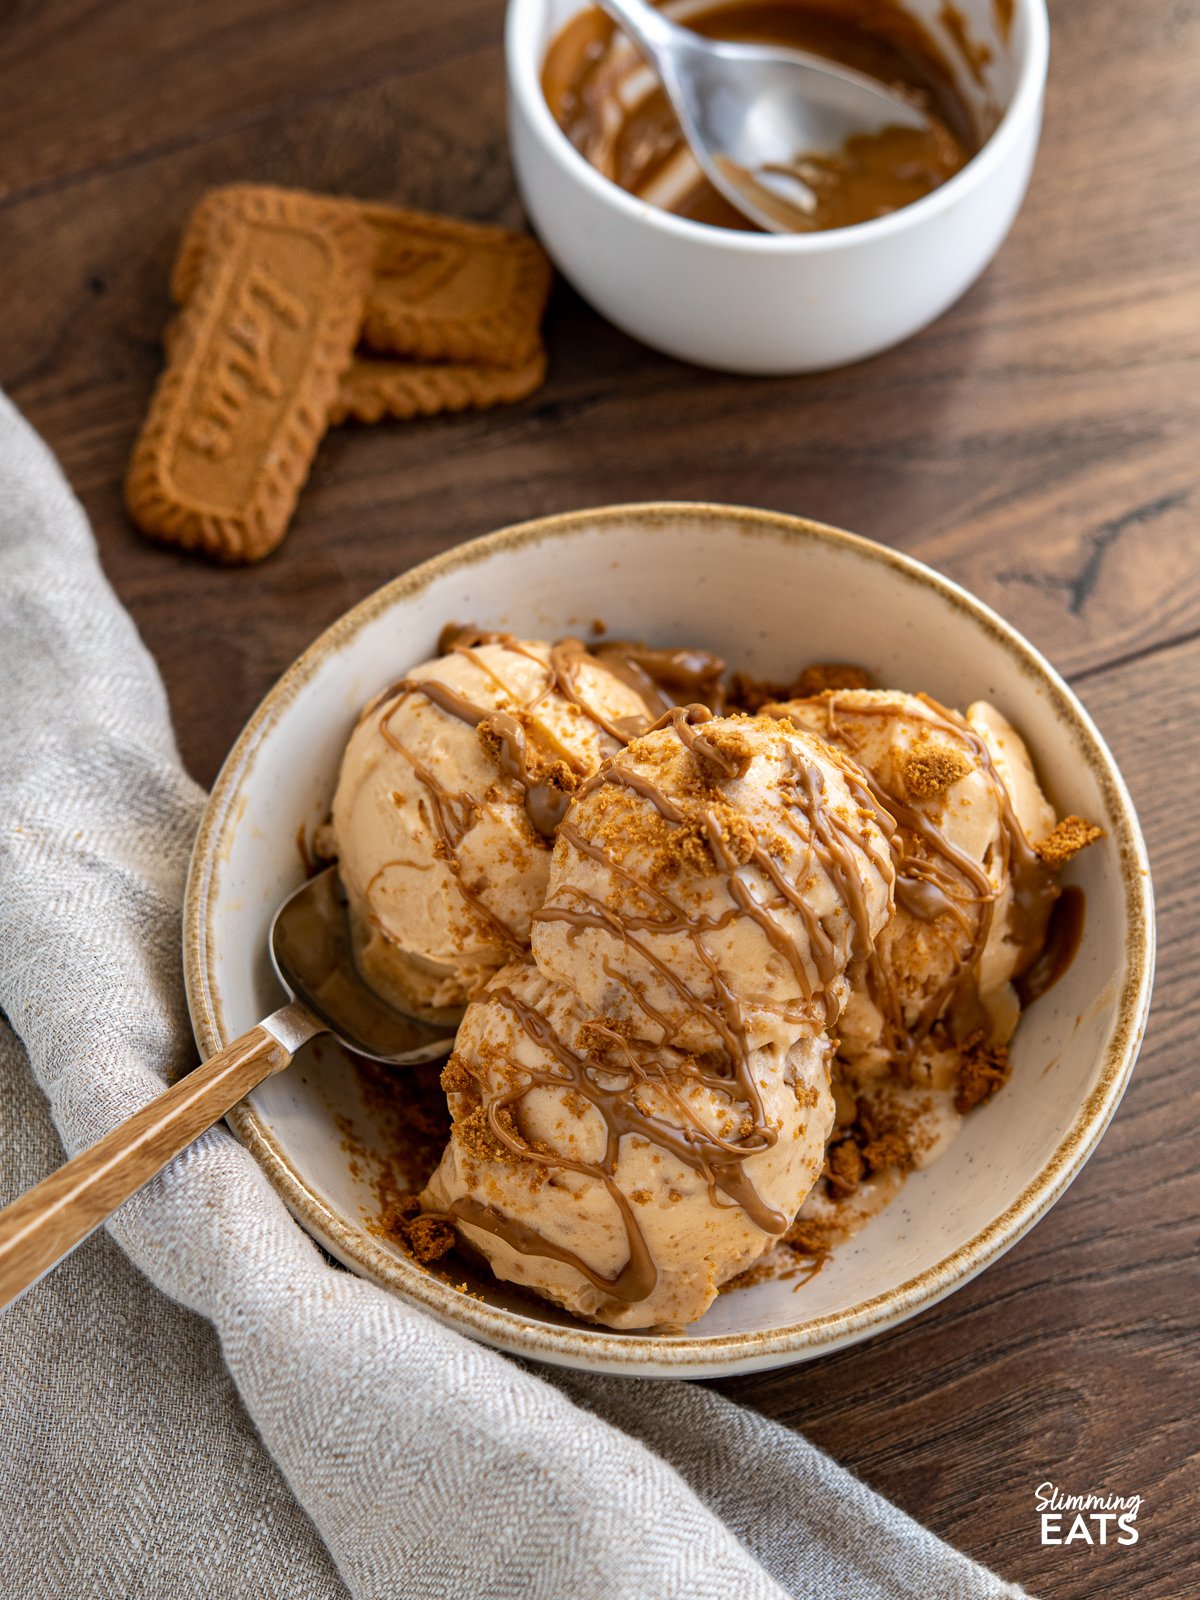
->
[[325, 633, 654, 1017], [420, 959, 835, 1329], [766, 686, 1091, 1255], [531, 707, 896, 1053], [321, 625, 1099, 1331], [771, 689, 1060, 1075]]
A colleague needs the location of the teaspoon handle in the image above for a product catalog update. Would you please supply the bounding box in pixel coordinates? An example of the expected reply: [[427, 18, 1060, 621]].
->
[[597, 0, 685, 70], [0, 1004, 319, 1311]]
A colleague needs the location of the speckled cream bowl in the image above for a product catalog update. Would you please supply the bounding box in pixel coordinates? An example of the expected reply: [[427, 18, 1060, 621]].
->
[[184, 505, 1153, 1378]]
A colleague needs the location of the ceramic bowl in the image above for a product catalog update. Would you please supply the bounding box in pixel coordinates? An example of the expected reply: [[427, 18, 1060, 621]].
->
[[184, 505, 1153, 1377], [506, 0, 1050, 372]]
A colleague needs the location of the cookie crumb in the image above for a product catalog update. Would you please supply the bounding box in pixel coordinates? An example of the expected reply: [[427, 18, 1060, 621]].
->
[[380, 1195, 456, 1264], [453, 1101, 524, 1163], [690, 722, 753, 781], [902, 737, 973, 798], [782, 1215, 838, 1257], [827, 1092, 921, 1183], [540, 758, 580, 794], [407, 1213, 457, 1263], [826, 1138, 865, 1195], [955, 1038, 1012, 1114], [792, 663, 873, 697], [1035, 814, 1103, 867]]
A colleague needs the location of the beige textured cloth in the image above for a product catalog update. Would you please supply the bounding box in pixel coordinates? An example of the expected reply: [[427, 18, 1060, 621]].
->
[[0, 393, 1030, 1600]]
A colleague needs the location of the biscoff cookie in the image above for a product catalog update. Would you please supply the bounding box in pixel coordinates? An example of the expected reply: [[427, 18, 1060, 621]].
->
[[331, 347, 547, 425], [172, 185, 553, 368], [127, 187, 373, 563], [358, 204, 553, 367]]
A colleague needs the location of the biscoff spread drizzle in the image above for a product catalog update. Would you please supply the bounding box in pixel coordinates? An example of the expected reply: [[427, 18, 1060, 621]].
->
[[545, 639, 655, 743], [789, 691, 1060, 1061], [592, 640, 728, 718], [539, 706, 892, 1034], [444, 978, 800, 1306], [435, 707, 892, 1308], [367, 633, 656, 948]]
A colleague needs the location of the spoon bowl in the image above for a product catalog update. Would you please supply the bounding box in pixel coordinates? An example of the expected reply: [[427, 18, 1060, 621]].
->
[[271, 868, 456, 1066]]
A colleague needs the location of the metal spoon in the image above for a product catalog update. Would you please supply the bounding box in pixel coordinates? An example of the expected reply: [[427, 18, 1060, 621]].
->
[[597, 0, 928, 232], [0, 866, 455, 1309]]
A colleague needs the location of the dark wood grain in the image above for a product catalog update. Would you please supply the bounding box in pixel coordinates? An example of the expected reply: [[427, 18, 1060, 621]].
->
[[0, 0, 1196, 1593], [0, 0, 500, 200]]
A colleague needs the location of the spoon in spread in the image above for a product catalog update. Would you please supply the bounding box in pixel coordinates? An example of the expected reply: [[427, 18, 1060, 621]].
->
[[594, 0, 930, 232], [0, 866, 455, 1309]]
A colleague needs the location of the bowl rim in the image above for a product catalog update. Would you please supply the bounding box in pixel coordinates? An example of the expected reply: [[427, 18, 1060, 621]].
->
[[184, 502, 1154, 1377], [505, 0, 1050, 254]]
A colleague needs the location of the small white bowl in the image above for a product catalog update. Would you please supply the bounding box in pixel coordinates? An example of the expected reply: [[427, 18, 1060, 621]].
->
[[184, 505, 1152, 1378], [506, 0, 1049, 372]]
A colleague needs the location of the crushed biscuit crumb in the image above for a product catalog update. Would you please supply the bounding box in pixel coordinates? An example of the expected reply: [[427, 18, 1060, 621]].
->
[[379, 1195, 456, 1265], [955, 1038, 1012, 1114], [441, 1056, 476, 1097], [541, 759, 580, 793], [791, 663, 874, 697], [826, 1139, 865, 1194], [782, 1214, 838, 1258], [407, 1213, 457, 1264], [861, 1130, 913, 1174], [453, 1102, 523, 1163], [902, 737, 973, 799], [690, 723, 753, 781], [1035, 814, 1103, 867]]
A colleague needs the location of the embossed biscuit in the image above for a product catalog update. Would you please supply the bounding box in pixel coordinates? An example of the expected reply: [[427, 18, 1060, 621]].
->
[[172, 185, 553, 368], [128, 187, 373, 563], [330, 347, 548, 425], [357, 204, 553, 367]]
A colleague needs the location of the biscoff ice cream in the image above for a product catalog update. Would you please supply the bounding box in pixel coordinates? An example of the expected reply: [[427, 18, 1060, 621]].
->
[[771, 689, 1060, 1075], [321, 625, 1099, 1331], [766, 686, 1099, 1259], [417, 702, 893, 1327], [420, 959, 835, 1329], [324, 632, 654, 1018], [531, 706, 896, 1055]]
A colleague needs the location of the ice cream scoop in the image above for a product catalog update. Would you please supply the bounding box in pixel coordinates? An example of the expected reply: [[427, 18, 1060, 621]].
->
[[772, 689, 1061, 1072], [420, 959, 835, 1329], [325, 632, 655, 1019], [531, 706, 896, 1054]]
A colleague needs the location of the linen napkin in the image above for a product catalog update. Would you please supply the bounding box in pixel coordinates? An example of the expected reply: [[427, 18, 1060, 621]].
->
[[0, 391, 1029, 1600]]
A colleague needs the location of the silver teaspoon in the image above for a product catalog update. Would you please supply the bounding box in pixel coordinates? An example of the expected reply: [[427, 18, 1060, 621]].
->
[[597, 0, 929, 232]]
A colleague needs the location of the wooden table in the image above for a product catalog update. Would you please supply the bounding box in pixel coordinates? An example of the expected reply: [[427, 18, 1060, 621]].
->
[[2, 1, 1196, 1593]]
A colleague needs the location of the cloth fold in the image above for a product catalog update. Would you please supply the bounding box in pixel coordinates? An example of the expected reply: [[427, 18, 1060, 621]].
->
[[0, 392, 1028, 1600]]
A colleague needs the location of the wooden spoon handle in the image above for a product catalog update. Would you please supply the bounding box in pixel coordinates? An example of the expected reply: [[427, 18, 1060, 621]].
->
[[0, 1015, 307, 1310]]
